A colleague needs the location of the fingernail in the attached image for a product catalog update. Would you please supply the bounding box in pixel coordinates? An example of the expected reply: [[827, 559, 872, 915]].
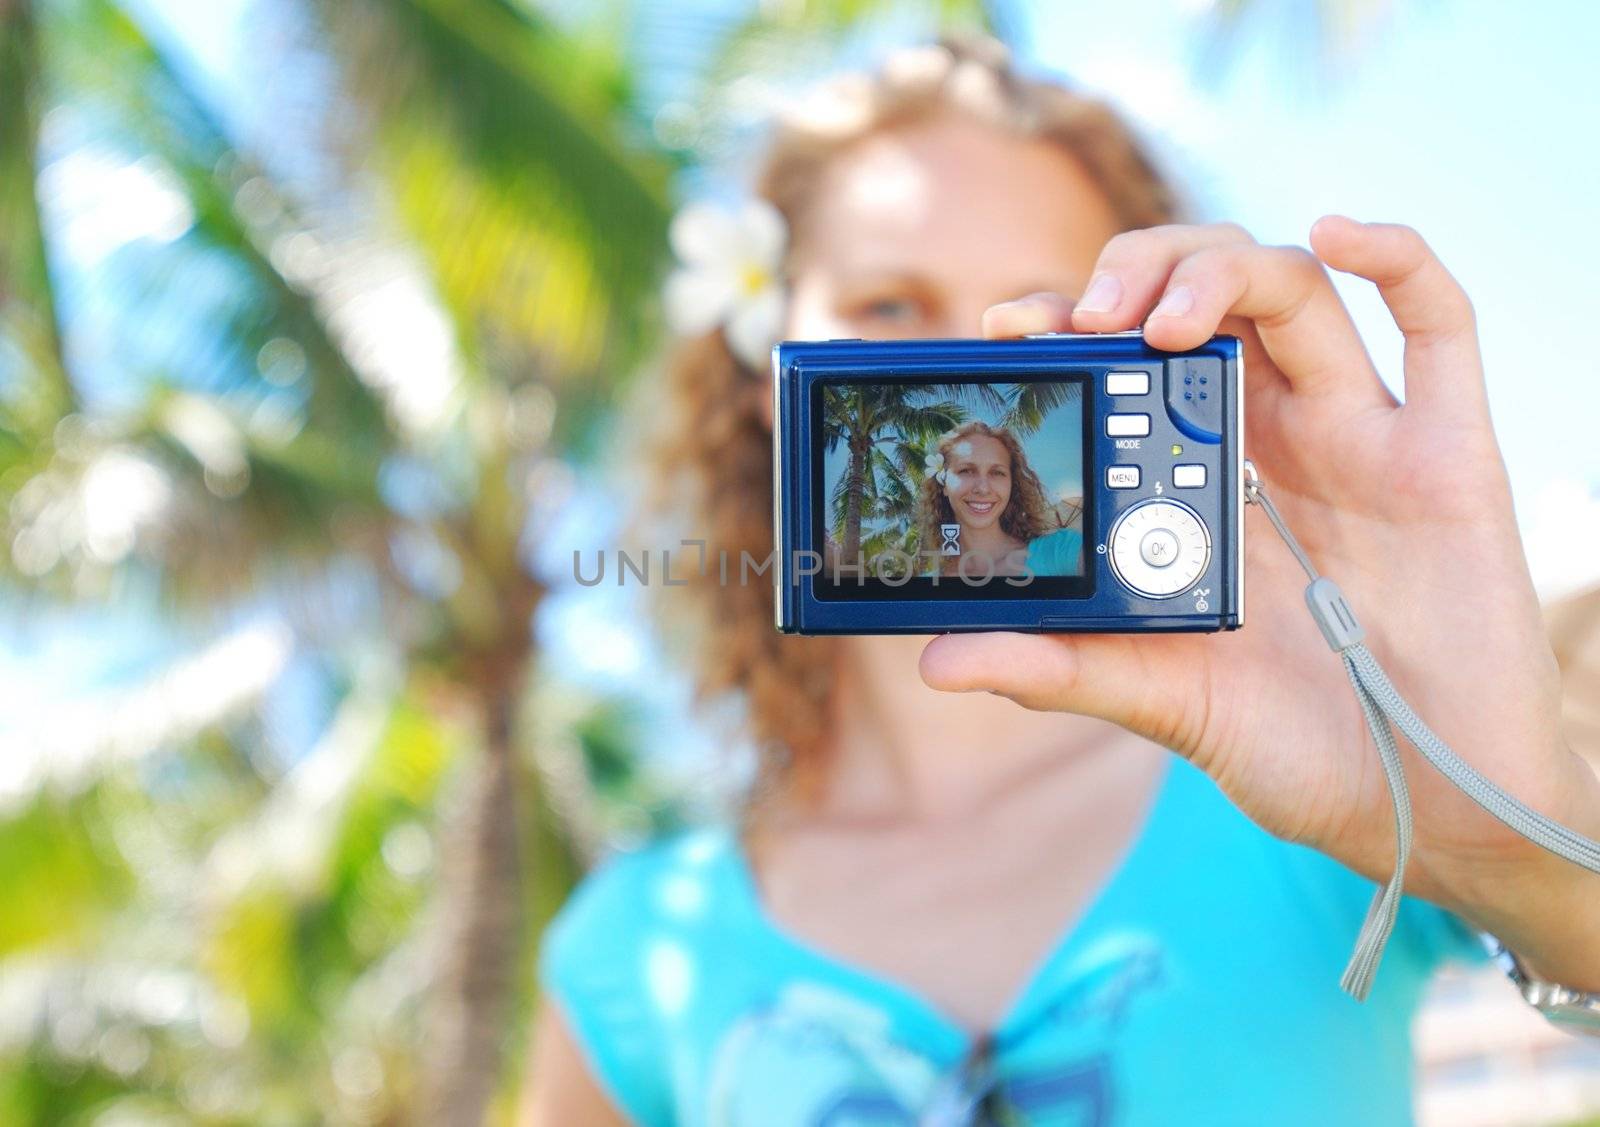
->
[[1075, 273, 1122, 314], [1151, 285, 1194, 319]]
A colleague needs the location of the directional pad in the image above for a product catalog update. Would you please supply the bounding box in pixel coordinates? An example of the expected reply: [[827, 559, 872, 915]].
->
[[1108, 499, 1211, 598]]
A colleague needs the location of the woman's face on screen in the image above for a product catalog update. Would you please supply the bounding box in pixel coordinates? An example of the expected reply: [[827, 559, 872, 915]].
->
[[942, 434, 1013, 532], [782, 111, 1122, 342]]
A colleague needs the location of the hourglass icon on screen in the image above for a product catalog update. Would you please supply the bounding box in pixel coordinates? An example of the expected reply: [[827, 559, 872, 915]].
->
[[940, 523, 961, 556]]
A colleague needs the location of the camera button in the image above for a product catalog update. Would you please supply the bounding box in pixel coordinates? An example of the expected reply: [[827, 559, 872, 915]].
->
[[1106, 414, 1151, 437], [1106, 465, 1141, 489], [1107, 499, 1212, 599], [1173, 464, 1207, 488], [1139, 528, 1181, 568], [1106, 371, 1150, 396]]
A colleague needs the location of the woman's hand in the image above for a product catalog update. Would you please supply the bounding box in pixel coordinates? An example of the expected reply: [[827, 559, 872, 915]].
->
[[921, 218, 1600, 987]]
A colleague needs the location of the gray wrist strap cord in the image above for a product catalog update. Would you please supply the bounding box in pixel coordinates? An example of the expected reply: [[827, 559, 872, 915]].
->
[[1242, 462, 1600, 1001]]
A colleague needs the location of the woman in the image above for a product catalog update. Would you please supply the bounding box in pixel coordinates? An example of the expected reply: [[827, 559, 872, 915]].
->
[[915, 420, 1083, 580], [524, 40, 1600, 1126]]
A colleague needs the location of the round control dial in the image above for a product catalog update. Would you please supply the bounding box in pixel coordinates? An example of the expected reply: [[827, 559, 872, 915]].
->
[[1108, 499, 1211, 599]]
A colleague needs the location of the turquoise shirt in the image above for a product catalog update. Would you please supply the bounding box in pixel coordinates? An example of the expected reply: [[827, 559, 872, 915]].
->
[[1026, 527, 1084, 577], [540, 758, 1486, 1126]]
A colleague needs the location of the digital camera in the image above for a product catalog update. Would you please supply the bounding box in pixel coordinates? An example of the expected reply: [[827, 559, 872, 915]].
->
[[773, 333, 1244, 634]]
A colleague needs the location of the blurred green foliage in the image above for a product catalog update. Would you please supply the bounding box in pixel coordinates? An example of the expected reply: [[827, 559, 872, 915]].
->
[[8, 1, 1574, 1124], [0, 0, 996, 1123]]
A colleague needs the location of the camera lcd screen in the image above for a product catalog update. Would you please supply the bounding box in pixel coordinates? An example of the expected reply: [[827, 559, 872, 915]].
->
[[812, 376, 1093, 601]]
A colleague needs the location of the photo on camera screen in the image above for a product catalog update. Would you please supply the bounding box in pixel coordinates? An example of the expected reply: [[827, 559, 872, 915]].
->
[[818, 379, 1087, 589]]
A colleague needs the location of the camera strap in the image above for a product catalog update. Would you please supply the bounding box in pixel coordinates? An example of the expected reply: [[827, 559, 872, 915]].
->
[[1241, 461, 1600, 1001]]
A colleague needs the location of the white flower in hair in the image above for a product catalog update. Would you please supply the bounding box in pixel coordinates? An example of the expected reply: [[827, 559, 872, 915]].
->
[[664, 199, 787, 370]]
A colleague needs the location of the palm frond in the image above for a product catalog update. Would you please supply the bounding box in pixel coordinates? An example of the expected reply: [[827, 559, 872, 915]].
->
[[829, 468, 854, 541], [884, 398, 967, 443], [869, 445, 916, 519], [319, 0, 673, 392], [0, 0, 401, 601], [1003, 380, 1080, 436], [0, 0, 74, 442], [945, 382, 1007, 417]]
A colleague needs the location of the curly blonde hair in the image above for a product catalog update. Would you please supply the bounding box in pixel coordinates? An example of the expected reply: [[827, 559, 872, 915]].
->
[[646, 38, 1180, 798], [914, 421, 1057, 575]]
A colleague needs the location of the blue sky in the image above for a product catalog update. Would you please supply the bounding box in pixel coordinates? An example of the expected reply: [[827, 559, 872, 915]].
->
[[1017, 0, 1600, 596], [9, 0, 1598, 761], [124, 0, 1600, 592]]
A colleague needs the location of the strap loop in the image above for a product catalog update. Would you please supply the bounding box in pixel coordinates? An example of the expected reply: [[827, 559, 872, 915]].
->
[[1307, 578, 1364, 652]]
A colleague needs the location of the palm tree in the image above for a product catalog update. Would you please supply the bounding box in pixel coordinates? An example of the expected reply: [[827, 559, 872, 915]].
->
[[823, 386, 967, 562], [297, 4, 676, 1118], [0, 0, 1013, 1121], [0, 0, 665, 1120], [823, 380, 1085, 563]]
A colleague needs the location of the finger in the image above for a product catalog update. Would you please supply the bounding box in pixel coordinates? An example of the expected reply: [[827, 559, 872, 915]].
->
[[1309, 216, 1485, 415], [1143, 242, 1392, 406], [1070, 222, 1256, 332], [981, 291, 1075, 339], [920, 632, 1209, 755]]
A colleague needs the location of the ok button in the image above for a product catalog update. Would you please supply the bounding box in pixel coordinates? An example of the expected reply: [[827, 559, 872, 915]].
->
[[1139, 528, 1181, 568]]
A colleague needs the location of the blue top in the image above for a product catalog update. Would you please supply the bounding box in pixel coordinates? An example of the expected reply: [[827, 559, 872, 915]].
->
[[1026, 527, 1085, 577], [539, 758, 1486, 1126]]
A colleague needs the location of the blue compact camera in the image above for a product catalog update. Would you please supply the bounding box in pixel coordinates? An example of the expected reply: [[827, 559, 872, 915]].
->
[[773, 333, 1244, 634]]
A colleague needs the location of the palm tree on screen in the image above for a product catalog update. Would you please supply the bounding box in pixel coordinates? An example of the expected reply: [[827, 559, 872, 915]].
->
[[1002, 380, 1081, 436], [823, 386, 967, 563]]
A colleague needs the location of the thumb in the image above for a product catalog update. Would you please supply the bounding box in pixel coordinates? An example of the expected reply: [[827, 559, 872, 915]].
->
[[918, 631, 1206, 752]]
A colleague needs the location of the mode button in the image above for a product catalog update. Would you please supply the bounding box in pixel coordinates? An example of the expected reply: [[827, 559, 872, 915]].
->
[[1106, 414, 1151, 437]]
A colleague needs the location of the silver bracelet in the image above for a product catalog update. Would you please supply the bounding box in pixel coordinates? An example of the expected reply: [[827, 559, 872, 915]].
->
[[1487, 935, 1600, 1036]]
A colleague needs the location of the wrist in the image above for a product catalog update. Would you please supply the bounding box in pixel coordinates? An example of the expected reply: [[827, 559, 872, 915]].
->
[[1468, 869, 1600, 994], [1429, 750, 1600, 992], [1493, 939, 1600, 1035]]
